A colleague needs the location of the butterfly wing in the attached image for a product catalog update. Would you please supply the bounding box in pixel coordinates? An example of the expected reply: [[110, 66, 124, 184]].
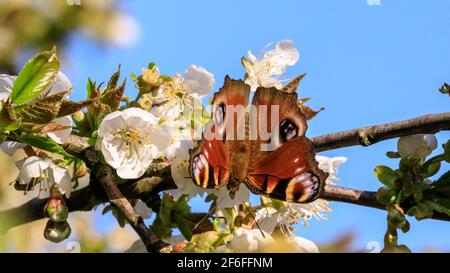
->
[[189, 76, 250, 189], [249, 85, 307, 166], [189, 139, 231, 189], [246, 137, 328, 203]]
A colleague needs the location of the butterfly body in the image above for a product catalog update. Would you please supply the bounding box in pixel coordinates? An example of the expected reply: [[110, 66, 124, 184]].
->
[[189, 76, 328, 203]]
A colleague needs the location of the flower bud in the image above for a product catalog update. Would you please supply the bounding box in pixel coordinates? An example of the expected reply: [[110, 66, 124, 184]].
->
[[43, 220, 71, 243], [397, 134, 438, 159], [142, 65, 160, 86], [71, 110, 85, 123], [76, 162, 88, 178], [45, 197, 69, 222]]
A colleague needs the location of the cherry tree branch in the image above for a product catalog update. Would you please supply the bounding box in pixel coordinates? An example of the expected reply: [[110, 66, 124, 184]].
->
[[311, 112, 450, 152], [94, 165, 171, 253], [322, 185, 450, 221]]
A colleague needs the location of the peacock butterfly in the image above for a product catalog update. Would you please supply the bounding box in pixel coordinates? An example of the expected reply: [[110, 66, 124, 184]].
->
[[188, 75, 328, 203]]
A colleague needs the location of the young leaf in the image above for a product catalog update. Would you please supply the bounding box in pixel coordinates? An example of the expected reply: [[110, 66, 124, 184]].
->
[[57, 99, 95, 118], [386, 151, 401, 159], [407, 203, 433, 220], [13, 92, 65, 124], [173, 214, 193, 240], [376, 187, 397, 205], [159, 194, 175, 226], [423, 161, 441, 178], [16, 134, 74, 160], [433, 171, 450, 188], [173, 195, 190, 214], [374, 165, 400, 189], [10, 48, 60, 105]]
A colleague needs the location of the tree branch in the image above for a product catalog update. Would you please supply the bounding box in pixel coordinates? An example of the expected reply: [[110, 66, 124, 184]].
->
[[322, 185, 450, 221], [94, 166, 171, 253], [311, 112, 450, 152]]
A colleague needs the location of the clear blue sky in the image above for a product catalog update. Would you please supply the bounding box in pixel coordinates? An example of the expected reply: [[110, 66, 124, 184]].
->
[[62, 0, 449, 252]]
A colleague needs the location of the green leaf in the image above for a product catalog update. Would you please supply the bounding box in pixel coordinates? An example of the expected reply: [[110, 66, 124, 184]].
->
[[0, 121, 20, 132], [424, 200, 450, 216], [433, 171, 450, 188], [173, 214, 193, 240], [212, 218, 221, 232], [444, 140, 450, 163], [407, 203, 433, 220], [159, 194, 175, 226], [387, 205, 406, 228], [386, 151, 401, 159], [439, 82, 450, 96], [173, 195, 190, 214], [86, 78, 94, 98], [10, 48, 60, 105], [374, 165, 400, 189], [423, 161, 441, 178], [16, 134, 74, 160], [376, 187, 397, 205], [150, 217, 172, 239]]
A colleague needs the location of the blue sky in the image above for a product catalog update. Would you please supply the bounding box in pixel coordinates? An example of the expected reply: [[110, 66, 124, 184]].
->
[[60, 0, 449, 252]]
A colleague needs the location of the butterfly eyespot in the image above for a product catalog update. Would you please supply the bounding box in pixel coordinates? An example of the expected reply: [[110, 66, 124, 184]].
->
[[214, 104, 226, 126], [192, 154, 210, 188], [280, 119, 298, 142], [286, 172, 321, 203]]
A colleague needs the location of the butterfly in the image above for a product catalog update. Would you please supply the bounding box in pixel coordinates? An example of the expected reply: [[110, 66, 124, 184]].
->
[[189, 76, 328, 203]]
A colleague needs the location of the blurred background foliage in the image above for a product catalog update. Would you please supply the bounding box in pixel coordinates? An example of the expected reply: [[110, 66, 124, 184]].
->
[[0, 0, 138, 74]]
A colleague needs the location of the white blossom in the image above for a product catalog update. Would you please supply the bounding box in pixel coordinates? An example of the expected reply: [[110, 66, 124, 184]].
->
[[97, 107, 171, 179], [397, 134, 438, 159], [229, 227, 275, 252], [182, 65, 215, 98], [169, 156, 207, 198], [285, 235, 319, 253], [316, 155, 347, 184], [243, 39, 300, 91], [215, 185, 250, 209], [47, 116, 73, 144], [0, 141, 26, 156], [152, 65, 214, 121], [17, 156, 72, 198], [134, 199, 153, 219], [0, 74, 15, 102]]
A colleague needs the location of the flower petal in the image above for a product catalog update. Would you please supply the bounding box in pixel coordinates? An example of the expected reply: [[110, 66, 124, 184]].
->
[[47, 116, 73, 144], [0, 141, 26, 156], [183, 65, 215, 98], [50, 163, 72, 198], [0, 74, 15, 102], [45, 71, 72, 97]]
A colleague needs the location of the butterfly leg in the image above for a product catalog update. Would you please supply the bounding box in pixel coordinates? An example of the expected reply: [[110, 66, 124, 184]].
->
[[226, 177, 241, 199]]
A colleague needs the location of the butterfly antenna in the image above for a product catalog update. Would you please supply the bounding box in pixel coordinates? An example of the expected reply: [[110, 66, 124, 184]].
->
[[193, 203, 217, 231], [242, 200, 265, 238]]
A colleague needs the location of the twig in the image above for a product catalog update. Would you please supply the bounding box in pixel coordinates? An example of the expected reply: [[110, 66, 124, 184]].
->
[[322, 185, 450, 221], [95, 166, 171, 253], [311, 112, 450, 152]]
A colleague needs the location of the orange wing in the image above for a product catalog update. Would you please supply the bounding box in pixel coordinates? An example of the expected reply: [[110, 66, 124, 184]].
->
[[189, 139, 230, 189], [189, 76, 250, 189], [246, 137, 327, 203]]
